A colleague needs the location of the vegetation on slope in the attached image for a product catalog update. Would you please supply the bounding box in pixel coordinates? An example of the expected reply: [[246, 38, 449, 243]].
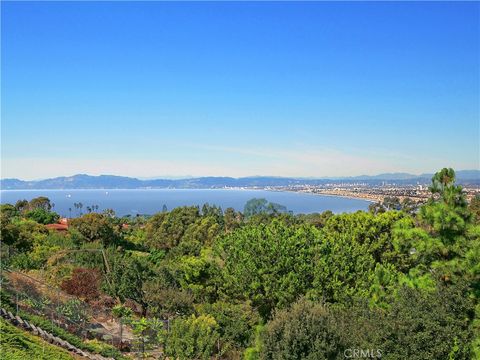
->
[[0, 318, 74, 360], [1, 168, 479, 359]]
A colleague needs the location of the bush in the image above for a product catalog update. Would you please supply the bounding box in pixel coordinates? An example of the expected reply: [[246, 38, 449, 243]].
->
[[24, 208, 60, 225], [372, 284, 474, 360], [60, 268, 101, 301], [262, 297, 346, 359], [164, 314, 220, 360], [196, 301, 259, 351], [69, 213, 119, 246]]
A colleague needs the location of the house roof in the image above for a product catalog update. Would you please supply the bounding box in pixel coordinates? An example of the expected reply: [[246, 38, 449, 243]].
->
[[45, 223, 69, 231]]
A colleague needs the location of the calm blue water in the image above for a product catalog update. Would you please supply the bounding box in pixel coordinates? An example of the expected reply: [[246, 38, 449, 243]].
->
[[0, 189, 369, 217]]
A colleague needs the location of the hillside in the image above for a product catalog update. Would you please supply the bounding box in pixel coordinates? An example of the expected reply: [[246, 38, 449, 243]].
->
[[0, 318, 75, 360], [2, 170, 479, 189]]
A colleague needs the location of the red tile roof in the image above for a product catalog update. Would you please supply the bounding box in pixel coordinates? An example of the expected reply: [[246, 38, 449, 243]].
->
[[45, 223, 69, 231]]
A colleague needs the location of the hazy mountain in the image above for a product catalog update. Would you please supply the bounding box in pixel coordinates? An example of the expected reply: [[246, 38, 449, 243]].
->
[[346, 173, 425, 180], [1, 170, 479, 190]]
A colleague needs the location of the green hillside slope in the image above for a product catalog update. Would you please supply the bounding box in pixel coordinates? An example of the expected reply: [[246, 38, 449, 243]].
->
[[0, 318, 75, 360]]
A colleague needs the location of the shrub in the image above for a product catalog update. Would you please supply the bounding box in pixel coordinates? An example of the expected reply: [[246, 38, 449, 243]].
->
[[60, 268, 101, 301], [262, 297, 346, 360], [24, 208, 60, 225], [164, 314, 220, 360]]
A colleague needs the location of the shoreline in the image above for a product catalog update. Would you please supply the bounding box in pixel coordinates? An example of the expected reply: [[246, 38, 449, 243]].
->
[[3, 187, 447, 205], [307, 191, 378, 203], [1, 187, 378, 203], [269, 189, 378, 203]]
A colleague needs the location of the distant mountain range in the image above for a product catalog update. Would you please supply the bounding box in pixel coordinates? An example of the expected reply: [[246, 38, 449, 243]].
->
[[1, 170, 479, 190]]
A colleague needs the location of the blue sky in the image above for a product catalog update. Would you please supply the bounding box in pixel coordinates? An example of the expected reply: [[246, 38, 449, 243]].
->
[[2, 1, 479, 180]]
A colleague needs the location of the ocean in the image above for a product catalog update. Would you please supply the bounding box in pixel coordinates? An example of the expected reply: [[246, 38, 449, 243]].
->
[[0, 189, 370, 217]]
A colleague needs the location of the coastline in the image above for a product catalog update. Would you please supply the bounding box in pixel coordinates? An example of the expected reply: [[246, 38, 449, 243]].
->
[[307, 191, 378, 203], [270, 189, 378, 203], [1, 187, 378, 203]]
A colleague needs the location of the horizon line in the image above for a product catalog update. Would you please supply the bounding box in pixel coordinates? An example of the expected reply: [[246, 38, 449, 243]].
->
[[2, 169, 479, 182]]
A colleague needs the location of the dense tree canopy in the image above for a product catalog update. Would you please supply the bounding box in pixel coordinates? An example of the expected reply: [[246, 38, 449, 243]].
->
[[215, 219, 321, 318], [69, 213, 119, 246], [262, 297, 346, 360], [1, 168, 478, 359]]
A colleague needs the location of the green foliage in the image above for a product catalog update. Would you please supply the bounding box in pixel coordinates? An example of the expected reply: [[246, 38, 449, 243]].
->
[[24, 208, 60, 225], [2, 219, 46, 253], [67, 241, 105, 269], [311, 231, 377, 303], [201, 203, 224, 225], [223, 207, 243, 232], [309, 211, 405, 304], [69, 213, 119, 246], [129, 317, 164, 355], [262, 283, 474, 360], [373, 284, 474, 360], [262, 297, 346, 360], [196, 301, 260, 351], [367, 263, 400, 308], [391, 216, 438, 271], [3, 225, 48, 270], [164, 314, 220, 360], [28, 196, 53, 211], [472, 303, 480, 358], [112, 304, 133, 320], [322, 211, 404, 264], [11, 231, 72, 270], [243, 325, 264, 360], [147, 249, 166, 265], [143, 282, 195, 318], [174, 249, 220, 302], [1, 168, 478, 358], [216, 219, 321, 318], [0, 290, 125, 359], [14, 199, 29, 212], [420, 168, 471, 240], [183, 216, 221, 248], [470, 195, 480, 224], [243, 198, 288, 218], [144, 206, 200, 250], [0, 318, 74, 360], [396, 169, 479, 295], [123, 227, 147, 246], [297, 210, 334, 228], [1, 204, 19, 219], [103, 250, 152, 307], [56, 299, 89, 323]]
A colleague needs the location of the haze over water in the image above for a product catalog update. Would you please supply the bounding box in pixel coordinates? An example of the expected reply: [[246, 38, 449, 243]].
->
[[0, 189, 370, 217]]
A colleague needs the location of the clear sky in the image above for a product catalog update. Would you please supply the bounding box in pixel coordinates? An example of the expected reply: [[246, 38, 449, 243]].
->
[[1, 1, 479, 180]]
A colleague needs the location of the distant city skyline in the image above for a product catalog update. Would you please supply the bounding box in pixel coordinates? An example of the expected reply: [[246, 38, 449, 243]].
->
[[2, 2, 479, 180]]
